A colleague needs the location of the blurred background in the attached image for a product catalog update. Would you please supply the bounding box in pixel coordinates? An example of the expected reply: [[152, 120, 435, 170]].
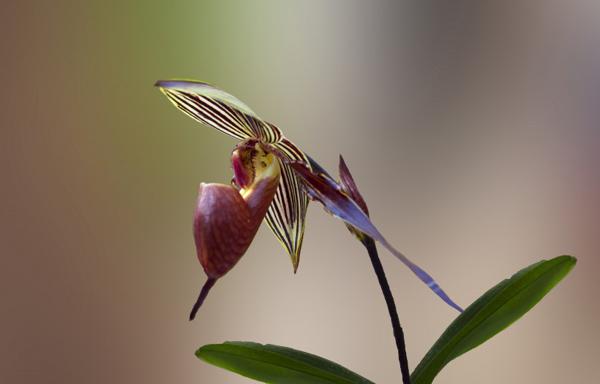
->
[[2, 1, 599, 383]]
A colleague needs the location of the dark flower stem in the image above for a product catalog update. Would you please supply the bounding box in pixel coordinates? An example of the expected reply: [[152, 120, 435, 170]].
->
[[362, 236, 411, 384], [189, 278, 216, 321]]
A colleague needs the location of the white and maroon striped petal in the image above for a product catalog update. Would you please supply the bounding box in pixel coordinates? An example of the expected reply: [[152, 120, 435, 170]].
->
[[155, 80, 282, 143], [266, 138, 311, 272]]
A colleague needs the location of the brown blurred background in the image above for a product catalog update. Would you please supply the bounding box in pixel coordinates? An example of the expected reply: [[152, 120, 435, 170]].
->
[[2, 1, 599, 383]]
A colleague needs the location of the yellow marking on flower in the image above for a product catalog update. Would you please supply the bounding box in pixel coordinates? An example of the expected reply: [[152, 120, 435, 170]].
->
[[240, 144, 281, 199]]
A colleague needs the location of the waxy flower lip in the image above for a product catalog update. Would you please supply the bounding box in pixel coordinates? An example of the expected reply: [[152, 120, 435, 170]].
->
[[190, 147, 281, 320], [194, 183, 253, 279], [156, 79, 463, 313]]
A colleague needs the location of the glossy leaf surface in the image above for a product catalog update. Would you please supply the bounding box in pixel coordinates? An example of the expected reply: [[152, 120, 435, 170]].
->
[[197, 341, 374, 384], [411, 255, 576, 384]]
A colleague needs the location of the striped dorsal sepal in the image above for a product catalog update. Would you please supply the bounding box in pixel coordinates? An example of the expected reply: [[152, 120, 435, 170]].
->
[[155, 80, 281, 143]]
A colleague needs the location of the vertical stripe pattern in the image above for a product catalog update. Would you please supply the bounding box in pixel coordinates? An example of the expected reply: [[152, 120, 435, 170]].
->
[[156, 81, 310, 271], [266, 138, 311, 271]]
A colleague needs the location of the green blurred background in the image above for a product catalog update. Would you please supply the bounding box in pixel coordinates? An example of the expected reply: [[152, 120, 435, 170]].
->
[[2, 1, 599, 383]]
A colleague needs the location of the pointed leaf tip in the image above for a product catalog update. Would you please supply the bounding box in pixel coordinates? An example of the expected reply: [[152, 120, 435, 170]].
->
[[411, 255, 576, 384], [196, 341, 375, 384]]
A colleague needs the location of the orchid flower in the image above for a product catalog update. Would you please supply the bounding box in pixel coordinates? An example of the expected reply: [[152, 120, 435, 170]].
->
[[155, 80, 463, 319]]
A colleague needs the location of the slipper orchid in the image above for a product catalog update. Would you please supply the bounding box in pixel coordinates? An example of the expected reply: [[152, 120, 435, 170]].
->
[[155, 80, 463, 318]]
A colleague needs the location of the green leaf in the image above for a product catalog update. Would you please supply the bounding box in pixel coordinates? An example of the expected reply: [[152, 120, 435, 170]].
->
[[196, 341, 374, 384], [411, 255, 576, 384]]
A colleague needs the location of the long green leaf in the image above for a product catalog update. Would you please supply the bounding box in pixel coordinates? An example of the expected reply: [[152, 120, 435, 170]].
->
[[411, 255, 576, 384], [197, 342, 374, 384]]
